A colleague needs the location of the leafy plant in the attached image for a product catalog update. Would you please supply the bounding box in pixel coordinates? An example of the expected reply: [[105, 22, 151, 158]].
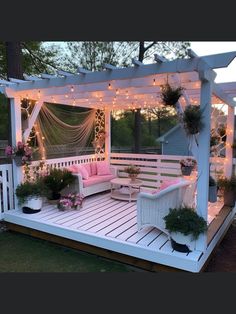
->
[[183, 105, 204, 135], [124, 165, 140, 175], [160, 83, 184, 107], [16, 179, 44, 205], [164, 207, 207, 240], [217, 175, 236, 191], [43, 168, 76, 200], [180, 158, 197, 168]]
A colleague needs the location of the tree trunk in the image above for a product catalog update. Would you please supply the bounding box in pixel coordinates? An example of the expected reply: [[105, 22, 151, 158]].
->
[[134, 42, 145, 153], [6, 42, 24, 80], [5, 42, 24, 146]]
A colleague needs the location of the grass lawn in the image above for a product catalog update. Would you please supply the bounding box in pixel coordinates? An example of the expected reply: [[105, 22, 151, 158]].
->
[[0, 230, 134, 272]]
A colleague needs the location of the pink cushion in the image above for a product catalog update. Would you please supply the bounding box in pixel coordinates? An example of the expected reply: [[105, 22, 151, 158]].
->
[[90, 162, 97, 175], [97, 161, 111, 176], [83, 163, 91, 177], [77, 165, 89, 180], [159, 178, 181, 191], [83, 174, 116, 187], [68, 165, 79, 174]]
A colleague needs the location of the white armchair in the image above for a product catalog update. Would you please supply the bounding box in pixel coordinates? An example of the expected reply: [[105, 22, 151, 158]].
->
[[137, 179, 195, 235]]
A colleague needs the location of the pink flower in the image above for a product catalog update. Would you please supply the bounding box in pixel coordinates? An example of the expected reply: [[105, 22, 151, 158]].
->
[[5, 146, 14, 156], [17, 141, 24, 149]]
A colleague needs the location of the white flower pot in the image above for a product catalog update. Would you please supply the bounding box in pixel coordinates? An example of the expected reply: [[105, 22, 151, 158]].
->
[[170, 231, 196, 252], [22, 196, 43, 213]]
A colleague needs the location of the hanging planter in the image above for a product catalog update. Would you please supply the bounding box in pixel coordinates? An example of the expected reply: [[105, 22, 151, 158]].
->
[[160, 83, 184, 108], [183, 105, 204, 136]]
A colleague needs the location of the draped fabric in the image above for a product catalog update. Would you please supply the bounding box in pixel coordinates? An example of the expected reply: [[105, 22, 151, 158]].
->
[[36, 103, 96, 158]]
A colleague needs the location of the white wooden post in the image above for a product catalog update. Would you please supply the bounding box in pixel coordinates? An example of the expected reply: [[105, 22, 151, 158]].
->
[[10, 96, 23, 210], [105, 109, 111, 162], [225, 106, 235, 178], [196, 71, 214, 251]]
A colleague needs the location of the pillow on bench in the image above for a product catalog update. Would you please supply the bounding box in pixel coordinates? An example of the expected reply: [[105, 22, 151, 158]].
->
[[97, 161, 112, 176]]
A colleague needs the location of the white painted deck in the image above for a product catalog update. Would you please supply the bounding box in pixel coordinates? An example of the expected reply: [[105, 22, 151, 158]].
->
[[4, 192, 235, 272]]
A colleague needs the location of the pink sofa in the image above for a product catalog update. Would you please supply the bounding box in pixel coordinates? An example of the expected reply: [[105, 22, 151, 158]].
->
[[66, 161, 117, 197]]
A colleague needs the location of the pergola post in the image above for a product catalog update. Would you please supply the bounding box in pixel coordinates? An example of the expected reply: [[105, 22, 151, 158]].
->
[[196, 71, 214, 251], [10, 96, 23, 210], [225, 106, 235, 178], [105, 109, 111, 162]]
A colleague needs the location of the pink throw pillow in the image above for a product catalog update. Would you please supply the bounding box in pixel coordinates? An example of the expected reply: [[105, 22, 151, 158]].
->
[[159, 178, 181, 191], [77, 165, 89, 180], [97, 161, 111, 176], [90, 162, 97, 175], [83, 163, 91, 177], [68, 165, 79, 174]]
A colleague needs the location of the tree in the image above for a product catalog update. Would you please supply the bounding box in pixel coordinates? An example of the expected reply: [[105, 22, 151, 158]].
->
[[133, 41, 190, 152], [0, 41, 62, 79]]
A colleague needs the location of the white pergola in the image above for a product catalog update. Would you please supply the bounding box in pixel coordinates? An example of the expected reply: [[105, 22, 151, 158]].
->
[[1, 49, 236, 252]]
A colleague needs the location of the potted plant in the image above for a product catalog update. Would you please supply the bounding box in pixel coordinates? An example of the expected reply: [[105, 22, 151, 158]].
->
[[217, 175, 236, 207], [57, 193, 84, 211], [164, 207, 207, 253], [179, 158, 197, 176], [15, 178, 44, 214], [43, 168, 76, 202], [5, 141, 33, 166], [160, 83, 184, 107], [183, 105, 204, 135], [124, 165, 141, 182], [208, 176, 217, 203]]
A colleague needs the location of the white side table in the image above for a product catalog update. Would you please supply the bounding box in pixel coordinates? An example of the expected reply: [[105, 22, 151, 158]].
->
[[110, 177, 143, 202]]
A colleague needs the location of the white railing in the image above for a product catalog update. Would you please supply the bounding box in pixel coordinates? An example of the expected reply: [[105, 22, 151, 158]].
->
[[28, 153, 226, 190], [0, 164, 14, 219], [110, 153, 226, 189]]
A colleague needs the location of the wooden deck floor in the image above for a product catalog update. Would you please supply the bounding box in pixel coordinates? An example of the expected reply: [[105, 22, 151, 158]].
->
[[3, 192, 235, 272]]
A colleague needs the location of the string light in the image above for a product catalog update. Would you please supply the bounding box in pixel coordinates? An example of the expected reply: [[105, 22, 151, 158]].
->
[[153, 78, 156, 86], [108, 83, 111, 89], [116, 89, 119, 95], [71, 86, 74, 92]]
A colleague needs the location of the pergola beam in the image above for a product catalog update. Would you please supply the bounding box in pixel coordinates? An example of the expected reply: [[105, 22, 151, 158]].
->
[[57, 70, 75, 77], [103, 63, 117, 70], [132, 58, 143, 66], [77, 67, 91, 74]]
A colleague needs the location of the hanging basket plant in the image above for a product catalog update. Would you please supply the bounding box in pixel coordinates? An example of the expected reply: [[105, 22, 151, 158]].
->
[[183, 105, 204, 135], [160, 83, 184, 107]]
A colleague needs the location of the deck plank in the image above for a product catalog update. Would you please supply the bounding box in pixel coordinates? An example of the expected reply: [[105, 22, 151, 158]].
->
[[57, 199, 121, 227], [87, 207, 136, 235], [148, 233, 169, 250], [116, 223, 139, 241], [106, 213, 137, 238], [136, 228, 162, 246]]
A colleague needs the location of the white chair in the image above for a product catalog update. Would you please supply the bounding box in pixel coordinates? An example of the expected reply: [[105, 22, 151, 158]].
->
[[137, 179, 195, 235]]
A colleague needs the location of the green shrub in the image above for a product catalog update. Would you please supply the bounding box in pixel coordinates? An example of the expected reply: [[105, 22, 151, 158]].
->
[[43, 168, 75, 200], [217, 175, 236, 191], [164, 207, 207, 240], [16, 179, 44, 205]]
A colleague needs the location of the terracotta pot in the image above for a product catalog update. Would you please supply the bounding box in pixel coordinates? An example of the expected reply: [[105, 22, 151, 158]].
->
[[129, 173, 138, 182]]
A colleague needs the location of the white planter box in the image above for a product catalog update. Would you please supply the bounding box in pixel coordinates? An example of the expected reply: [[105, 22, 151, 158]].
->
[[23, 197, 43, 211]]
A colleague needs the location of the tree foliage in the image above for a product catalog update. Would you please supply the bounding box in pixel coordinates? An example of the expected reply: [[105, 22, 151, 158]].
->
[[0, 41, 63, 79]]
